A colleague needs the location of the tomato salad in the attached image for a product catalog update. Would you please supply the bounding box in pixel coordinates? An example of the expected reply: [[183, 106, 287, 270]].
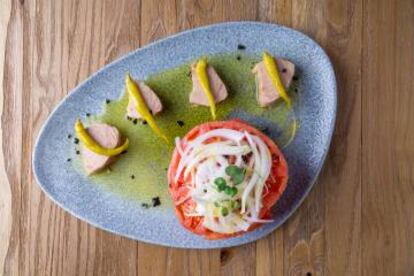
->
[[168, 120, 288, 239]]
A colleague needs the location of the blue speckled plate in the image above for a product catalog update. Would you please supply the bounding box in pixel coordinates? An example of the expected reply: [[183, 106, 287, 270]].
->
[[33, 22, 336, 248]]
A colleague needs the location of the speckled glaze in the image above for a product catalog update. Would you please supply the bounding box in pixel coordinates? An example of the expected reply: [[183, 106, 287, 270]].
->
[[33, 22, 336, 248]]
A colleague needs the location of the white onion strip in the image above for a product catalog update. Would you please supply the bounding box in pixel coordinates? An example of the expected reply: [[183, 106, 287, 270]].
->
[[172, 127, 275, 234]]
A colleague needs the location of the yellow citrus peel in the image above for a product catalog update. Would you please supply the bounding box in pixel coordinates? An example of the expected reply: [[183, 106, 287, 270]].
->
[[263, 51, 292, 108], [195, 58, 217, 119], [74, 119, 129, 156], [125, 74, 169, 143]]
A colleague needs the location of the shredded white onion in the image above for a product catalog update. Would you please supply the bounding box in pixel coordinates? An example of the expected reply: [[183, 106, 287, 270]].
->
[[173, 127, 273, 234]]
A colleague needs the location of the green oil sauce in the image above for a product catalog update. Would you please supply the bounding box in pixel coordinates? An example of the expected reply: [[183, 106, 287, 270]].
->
[[77, 52, 298, 209]]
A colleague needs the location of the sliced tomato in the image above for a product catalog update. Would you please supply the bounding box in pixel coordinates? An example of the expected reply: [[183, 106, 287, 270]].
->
[[168, 119, 288, 240]]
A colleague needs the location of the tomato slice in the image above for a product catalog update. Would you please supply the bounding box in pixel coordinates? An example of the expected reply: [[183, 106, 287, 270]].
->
[[168, 119, 288, 240]]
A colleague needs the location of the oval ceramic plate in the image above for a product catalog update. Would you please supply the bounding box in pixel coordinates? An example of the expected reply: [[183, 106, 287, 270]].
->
[[33, 22, 336, 248]]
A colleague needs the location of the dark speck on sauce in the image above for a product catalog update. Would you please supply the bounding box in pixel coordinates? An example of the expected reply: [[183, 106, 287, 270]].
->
[[86, 113, 91, 117], [133, 118, 138, 125], [282, 68, 287, 73], [177, 120, 185, 127], [141, 203, 150, 209], [67, 134, 72, 139], [130, 174, 135, 179], [126, 116, 132, 121], [121, 150, 128, 154], [142, 120, 147, 125], [152, 197, 161, 207], [67, 158, 71, 162], [293, 76, 299, 81], [74, 138, 79, 144], [261, 127, 270, 135], [76, 150, 80, 155], [236, 55, 241, 61], [237, 44, 246, 50]]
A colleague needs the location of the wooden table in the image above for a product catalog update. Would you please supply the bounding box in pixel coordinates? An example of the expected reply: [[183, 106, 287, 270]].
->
[[1, 0, 413, 275]]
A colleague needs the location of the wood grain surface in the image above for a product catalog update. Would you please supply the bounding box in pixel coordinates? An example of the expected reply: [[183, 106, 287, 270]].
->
[[0, 0, 413, 275]]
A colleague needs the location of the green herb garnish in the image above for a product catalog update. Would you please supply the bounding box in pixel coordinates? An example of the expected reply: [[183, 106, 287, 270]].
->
[[224, 186, 238, 197], [214, 177, 227, 191], [225, 165, 245, 185], [221, 207, 229, 216]]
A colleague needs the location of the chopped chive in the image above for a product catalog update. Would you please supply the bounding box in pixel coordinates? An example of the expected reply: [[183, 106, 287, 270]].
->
[[221, 207, 229, 216], [214, 202, 220, 207], [177, 120, 185, 127]]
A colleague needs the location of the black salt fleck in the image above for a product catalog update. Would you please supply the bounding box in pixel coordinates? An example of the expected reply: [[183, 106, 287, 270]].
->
[[86, 113, 91, 117], [237, 44, 246, 50], [133, 119, 138, 125], [177, 120, 185, 127], [152, 197, 161, 207], [282, 68, 287, 73], [67, 158, 71, 162], [141, 203, 150, 209], [67, 134, 72, 139], [74, 138, 79, 144], [106, 99, 111, 104], [76, 150, 80, 155], [236, 55, 241, 61], [131, 175, 135, 179]]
